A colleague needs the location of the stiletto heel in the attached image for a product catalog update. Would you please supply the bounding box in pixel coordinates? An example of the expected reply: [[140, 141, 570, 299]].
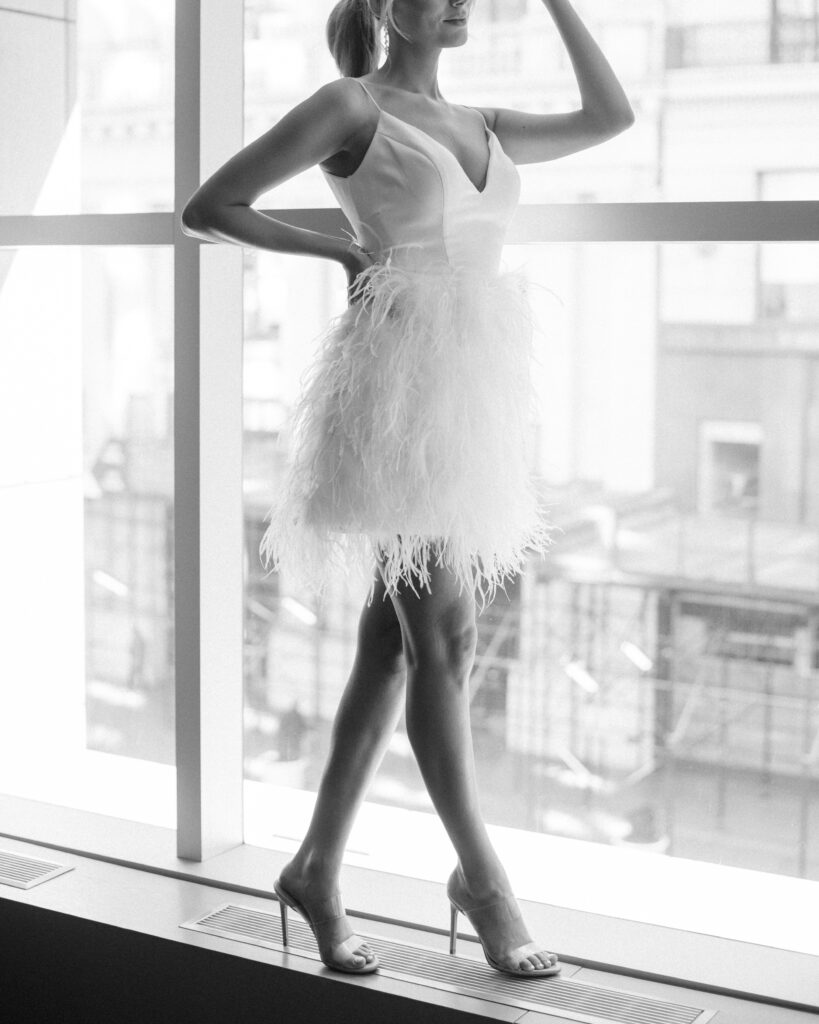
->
[[279, 895, 289, 946], [273, 876, 379, 974], [446, 866, 561, 978]]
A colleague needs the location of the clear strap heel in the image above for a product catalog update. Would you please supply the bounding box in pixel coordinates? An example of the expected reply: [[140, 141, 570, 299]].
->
[[274, 876, 379, 975], [447, 867, 561, 978]]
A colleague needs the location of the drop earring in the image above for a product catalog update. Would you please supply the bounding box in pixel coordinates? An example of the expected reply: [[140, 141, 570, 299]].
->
[[380, 23, 390, 55]]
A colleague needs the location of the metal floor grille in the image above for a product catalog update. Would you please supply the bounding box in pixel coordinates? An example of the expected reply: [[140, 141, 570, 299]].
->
[[182, 903, 716, 1024], [0, 849, 74, 890]]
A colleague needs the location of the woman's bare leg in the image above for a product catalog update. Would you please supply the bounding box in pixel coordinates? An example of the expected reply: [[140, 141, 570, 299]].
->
[[378, 548, 556, 972], [279, 568, 406, 967]]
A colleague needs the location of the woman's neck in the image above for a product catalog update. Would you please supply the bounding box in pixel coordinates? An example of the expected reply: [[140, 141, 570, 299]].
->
[[373, 49, 443, 100]]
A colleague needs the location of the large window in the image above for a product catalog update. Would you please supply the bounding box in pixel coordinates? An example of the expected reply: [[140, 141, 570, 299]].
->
[[0, 2, 176, 825], [2, 0, 818, 1007]]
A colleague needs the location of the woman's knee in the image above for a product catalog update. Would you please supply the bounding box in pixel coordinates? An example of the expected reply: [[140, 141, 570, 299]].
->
[[374, 550, 478, 679], [441, 620, 478, 677], [407, 612, 478, 681]]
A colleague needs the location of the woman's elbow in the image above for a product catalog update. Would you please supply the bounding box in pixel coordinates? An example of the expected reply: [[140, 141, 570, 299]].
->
[[180, 200, 208, 237], [612, 101, 636, 132], [598, 106, 636, 141]]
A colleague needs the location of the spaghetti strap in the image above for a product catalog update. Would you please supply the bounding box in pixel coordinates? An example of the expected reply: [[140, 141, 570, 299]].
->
[[462, 104, 492, 138], [352, 77, 382, 114]]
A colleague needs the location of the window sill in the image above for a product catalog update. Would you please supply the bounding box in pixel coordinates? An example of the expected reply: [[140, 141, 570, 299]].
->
[[1, 832, 817, 1024], [1, 792, 817, 1008]]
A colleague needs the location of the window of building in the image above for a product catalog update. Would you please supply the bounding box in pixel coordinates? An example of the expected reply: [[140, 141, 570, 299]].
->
[[666, 0, 819, 68], [698, 422, 762, 516]]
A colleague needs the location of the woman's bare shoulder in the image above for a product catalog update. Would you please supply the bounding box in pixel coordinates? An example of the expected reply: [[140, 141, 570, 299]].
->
[[304, 77, 374, 124]]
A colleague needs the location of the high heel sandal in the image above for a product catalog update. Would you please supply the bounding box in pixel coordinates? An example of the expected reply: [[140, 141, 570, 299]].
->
[[273, 876, 379, 974], [447, 866, 561, 978]]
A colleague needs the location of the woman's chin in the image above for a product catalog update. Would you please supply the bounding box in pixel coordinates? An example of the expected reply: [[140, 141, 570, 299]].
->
[[440, 21, 469, 47]]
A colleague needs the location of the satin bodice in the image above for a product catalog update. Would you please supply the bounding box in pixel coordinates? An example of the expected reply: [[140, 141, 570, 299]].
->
[[321, 79, 520, 276]]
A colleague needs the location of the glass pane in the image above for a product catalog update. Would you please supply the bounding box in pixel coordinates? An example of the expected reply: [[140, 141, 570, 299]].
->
[[242, 241, 819, 941], [243, 0, 819, 206], [444, 0, 819, 202], [0, 1, 174, 214], [245, 2, 338, 210], [0, 245, 175, 825]]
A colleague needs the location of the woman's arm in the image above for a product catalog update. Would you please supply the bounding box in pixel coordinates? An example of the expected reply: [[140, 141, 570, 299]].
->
[[181, 79, 370, 275], [482, 0, 635, 164]]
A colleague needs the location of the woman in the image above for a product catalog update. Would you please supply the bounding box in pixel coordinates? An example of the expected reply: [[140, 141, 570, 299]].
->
[[182, 0, 633, 979]]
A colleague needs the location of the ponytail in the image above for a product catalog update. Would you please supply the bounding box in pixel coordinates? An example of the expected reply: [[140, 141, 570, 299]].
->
[[326, 0, 409, 78], [326, 0, 380, 78]]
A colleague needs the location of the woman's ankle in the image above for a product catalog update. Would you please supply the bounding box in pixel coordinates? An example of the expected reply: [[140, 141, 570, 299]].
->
[[455, 856, 512, 900], [284, 847, 343, 884]]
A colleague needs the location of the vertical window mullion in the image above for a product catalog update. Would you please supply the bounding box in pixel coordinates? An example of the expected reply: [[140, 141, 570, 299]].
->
[[174, 0, 244, 861]]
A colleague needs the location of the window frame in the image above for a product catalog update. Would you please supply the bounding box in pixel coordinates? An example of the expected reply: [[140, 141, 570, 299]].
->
[[1, 0, 818, 1009]]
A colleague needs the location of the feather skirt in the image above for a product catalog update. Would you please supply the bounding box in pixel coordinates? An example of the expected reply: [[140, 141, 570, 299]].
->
[[259, 256, 555, 612]]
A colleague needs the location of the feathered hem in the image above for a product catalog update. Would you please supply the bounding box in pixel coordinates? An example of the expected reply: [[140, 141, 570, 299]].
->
[[259, 256, 555, 613]]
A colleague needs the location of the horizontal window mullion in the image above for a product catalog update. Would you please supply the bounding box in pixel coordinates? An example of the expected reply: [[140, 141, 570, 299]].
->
[[0, 213, 174, 247], [261, 201, 819, 244], [1, 202, 816, 248], [508, 200, 819, 243]]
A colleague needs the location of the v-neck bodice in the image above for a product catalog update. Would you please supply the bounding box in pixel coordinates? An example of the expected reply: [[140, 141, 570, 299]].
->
[[377, 104, 494, 195], [321, 78, 521, 274]]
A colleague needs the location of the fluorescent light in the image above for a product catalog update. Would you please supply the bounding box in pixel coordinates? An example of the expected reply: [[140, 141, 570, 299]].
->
[[92, 570, 129, 598], [281, 595, 317, 626], [248, 598, 276, 622], [561, 658, 599, 694], [620, 640, 653, 672]]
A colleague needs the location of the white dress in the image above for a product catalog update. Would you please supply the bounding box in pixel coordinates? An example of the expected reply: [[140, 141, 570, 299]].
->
[[260, 79, 554, 611]]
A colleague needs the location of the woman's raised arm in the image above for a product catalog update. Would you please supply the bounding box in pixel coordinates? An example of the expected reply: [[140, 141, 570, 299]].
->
[[482, 0, 635, 165], [180, 78, 367, 270]]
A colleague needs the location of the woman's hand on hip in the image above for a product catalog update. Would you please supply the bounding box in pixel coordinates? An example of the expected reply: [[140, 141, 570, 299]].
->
[[344, 244, 377, 306]]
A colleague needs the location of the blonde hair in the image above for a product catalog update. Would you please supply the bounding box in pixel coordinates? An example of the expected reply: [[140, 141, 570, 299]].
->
[[326, 0, 409, 78]]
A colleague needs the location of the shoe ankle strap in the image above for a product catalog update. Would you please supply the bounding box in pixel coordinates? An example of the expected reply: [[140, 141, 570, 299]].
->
[[466, 896, 523, 920]]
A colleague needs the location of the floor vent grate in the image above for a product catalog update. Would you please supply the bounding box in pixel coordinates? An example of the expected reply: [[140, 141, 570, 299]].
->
[[0, 849, 74, 889], [182, 903, 716, 1024]]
